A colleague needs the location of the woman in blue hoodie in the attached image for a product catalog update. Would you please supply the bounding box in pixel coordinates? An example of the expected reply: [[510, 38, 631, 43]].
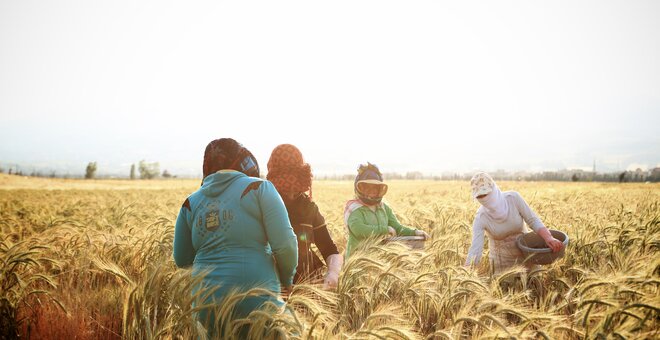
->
[[173, 138, 298, 336]]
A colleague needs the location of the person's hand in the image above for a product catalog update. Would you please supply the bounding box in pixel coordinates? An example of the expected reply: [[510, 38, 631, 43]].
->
[[387, 226, 397, 236], [537, 228, 564, 253], [545, 237, 564, 253], [323, 254, 343, 290], [415, 229, 430, 240], [323, 270, 339, 290]]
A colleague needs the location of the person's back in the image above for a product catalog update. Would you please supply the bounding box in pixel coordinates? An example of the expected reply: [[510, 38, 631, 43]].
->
[[173, 138, 298, 337], [179, 171, 293, 296], [266, 143, 342, 289], [284, 193, 339, 284]]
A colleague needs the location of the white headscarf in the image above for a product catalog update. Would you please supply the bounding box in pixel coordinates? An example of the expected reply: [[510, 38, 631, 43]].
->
[[471, 172, 509, 222]]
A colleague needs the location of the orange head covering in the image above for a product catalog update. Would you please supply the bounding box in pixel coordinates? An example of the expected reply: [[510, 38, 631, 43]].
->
[[267, 144, 313, 197]]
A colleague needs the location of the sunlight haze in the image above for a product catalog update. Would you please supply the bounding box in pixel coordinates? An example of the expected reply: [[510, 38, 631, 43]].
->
[[1, 1, 658, 177]]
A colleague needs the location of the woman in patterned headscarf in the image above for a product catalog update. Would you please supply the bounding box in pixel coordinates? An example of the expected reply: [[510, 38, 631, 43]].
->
[[173, 138, 298, 337], [465, 172, 563, 274], [267, 144, 342, 289]]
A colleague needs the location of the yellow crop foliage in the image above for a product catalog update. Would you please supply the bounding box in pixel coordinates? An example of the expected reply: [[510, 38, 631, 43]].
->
[[0, 174, 658, 339]]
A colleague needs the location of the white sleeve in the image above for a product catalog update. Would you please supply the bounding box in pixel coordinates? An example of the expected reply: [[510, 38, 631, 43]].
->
[[512, 192, 546, 232], [465, 215, 486, 266]]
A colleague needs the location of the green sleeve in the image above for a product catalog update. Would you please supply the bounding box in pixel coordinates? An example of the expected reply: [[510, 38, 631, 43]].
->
[[385, 204, 416, 236], [347, 209, 389, 239]]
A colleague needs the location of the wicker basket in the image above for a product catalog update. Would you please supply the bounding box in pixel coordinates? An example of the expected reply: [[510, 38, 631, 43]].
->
[[384, 236, 426, 250], [516, 229, 569, 265]]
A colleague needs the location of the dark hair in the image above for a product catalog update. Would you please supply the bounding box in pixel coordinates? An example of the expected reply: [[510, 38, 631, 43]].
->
[[202, 138, 260, 180]]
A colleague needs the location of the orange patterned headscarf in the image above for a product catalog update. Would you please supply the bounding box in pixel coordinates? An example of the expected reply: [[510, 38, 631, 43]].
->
[[267, 144, 313, 197]]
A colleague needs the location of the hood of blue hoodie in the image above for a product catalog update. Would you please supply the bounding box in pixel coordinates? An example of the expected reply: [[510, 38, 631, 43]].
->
[[200, 170, 246, 197]]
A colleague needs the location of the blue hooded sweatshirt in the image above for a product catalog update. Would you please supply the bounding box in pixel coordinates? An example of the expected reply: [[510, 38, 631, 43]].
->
[[173, 170, 298, 331]]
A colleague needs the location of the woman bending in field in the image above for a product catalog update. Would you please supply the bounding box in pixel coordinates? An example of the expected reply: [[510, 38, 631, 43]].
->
[[343, 163, 430, 258], [267, 144, 343, 289], [465, 172, 563, 274], [173, 138, 298, 337]]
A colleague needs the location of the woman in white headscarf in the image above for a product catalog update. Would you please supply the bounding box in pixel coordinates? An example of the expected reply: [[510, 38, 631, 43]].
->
[[465, 172, 563, 274]]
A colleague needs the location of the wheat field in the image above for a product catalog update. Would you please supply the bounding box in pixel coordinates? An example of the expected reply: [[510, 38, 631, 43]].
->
[[1, 174, 658, 339]]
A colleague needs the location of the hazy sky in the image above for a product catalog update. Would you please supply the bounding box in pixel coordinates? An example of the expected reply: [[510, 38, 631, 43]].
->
[[1, 1, 658, 176]]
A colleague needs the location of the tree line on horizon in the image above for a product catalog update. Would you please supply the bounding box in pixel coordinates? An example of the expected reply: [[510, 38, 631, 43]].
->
[[0, 160, 172, 180], [84, 160, 170, 180], [1, 163, 658, 183]]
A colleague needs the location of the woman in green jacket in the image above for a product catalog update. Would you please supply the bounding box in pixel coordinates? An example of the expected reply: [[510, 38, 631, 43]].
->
[[343, 163, 429, 258]]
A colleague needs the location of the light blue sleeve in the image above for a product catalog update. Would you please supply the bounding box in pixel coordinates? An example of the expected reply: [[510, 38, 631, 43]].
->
[[259, 181, 298, 286], [173, 203, 195, 268], [512, 192, 546, 232], [465, 215, 486, 266]]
